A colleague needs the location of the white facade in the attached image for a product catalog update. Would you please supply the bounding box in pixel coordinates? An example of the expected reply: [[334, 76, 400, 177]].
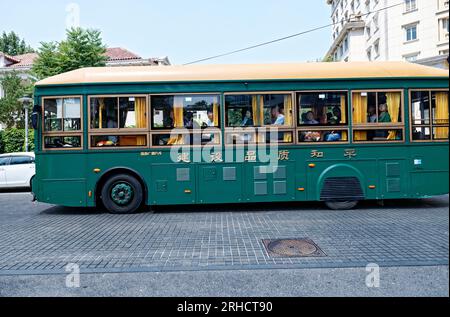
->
[[326, 0, 449, 68]]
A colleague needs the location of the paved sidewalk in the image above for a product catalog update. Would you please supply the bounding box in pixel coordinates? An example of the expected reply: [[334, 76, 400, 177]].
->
[[0, 193, 448, 275]]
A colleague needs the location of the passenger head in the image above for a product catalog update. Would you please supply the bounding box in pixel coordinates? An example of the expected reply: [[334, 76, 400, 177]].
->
[[245, 110, 252, 118], [368, 105, 376, 115], [306, 111, 315, 121], [207, 110, 214, 121], [379, 104, 388, 113]]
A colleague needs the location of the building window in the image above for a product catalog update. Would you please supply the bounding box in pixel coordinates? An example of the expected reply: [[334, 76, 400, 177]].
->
[[404, 53, 420, 62], [343, 37, 349, 52], [440, 18, 449, 42], [366, 25, 371, 38], [405, 0, 417, 12], [374, 41, 380, 58], [367, 47, 372, 61], [405, 25, 418, 41]]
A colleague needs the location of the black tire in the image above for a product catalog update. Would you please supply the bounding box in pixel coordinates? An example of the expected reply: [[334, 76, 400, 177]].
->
[[325, 200, 359, 210], [101, 174, 143, 214]]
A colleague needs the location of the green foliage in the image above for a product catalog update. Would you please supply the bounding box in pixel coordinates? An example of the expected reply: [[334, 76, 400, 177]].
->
[[0, 128, 34, 154], [0, 31, 34, 56], [32, 28, 108, 79], [0, 72, 33, 129], [322, 55, 334, 62]]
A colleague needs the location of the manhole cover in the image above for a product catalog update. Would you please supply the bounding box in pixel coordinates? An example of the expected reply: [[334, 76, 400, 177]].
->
[[262, 238, 326, 258]]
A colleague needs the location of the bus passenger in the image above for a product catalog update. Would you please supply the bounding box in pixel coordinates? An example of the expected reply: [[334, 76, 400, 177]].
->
[[204, 110, 215, 127], [368, 106, 378, 122], [327, 107, 342, 125], [241, 110, 254, 126], [304, 111, 319, 124], [271, 106, 285, 125], [378, 104, 391, 123]]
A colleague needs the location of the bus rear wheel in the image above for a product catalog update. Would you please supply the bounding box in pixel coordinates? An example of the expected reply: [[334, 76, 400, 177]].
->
[[325, 201, 358, 210], [101, 174, 143, 214]]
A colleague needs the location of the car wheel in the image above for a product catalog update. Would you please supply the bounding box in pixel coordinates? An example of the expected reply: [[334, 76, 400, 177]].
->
[[101, 174, 143, 214], [324, 200, 359, 210]]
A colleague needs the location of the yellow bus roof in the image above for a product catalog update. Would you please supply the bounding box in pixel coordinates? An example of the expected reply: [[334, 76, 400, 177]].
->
[[35, 61, 449, 86]]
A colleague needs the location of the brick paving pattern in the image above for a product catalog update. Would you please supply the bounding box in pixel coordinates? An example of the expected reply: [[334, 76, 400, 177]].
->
[[0, 193, 448, 275]]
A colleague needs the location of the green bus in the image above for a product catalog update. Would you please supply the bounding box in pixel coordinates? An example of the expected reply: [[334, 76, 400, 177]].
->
[[32, 62, 449, 214]]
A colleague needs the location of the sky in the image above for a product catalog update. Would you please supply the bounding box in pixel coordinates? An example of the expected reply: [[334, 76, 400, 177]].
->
[[0, 0, 332, 65]]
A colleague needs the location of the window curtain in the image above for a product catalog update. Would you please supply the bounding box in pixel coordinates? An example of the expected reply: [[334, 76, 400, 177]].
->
[[168, 96, 185, 144], [386, 92, 401, 140], [352, 93, 367, 141], [284, 95, 293, 126], [173, 96, 184, 128], [435, 92, 449, 139], [213, 97, 220, 126], [134, 97, 147, 129], [98, 99, 105, 129], [340, 95, 347, 124], [283, 132, 293, 143], [136, 136, 146, 146], [252, 96, 259, 126]]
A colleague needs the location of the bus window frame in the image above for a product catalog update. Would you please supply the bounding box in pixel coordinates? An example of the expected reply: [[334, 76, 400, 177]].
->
[[41, 96, 84, 151], [409, 88, 450, 143], [295, 90, 350, 145], [223, 91, 295, 128], [150, 131, 222, 148], [350, 89, 405, 144], [88, 94, 150, 133], [88, 132, 150, 150], [149, 92, 223, 130], [223, 91, 296, 147], [149, 92, 223, 149]]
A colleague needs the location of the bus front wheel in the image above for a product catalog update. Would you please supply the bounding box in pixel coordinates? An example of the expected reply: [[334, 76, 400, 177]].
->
[[101, 174, 143, 214], [324, 201, 358, 210]]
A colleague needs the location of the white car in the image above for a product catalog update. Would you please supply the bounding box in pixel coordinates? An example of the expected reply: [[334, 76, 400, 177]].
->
[[0, 152, 35, 189]]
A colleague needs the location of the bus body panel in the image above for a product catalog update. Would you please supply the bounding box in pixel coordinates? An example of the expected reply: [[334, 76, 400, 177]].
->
[[32, 75, 449, 208], [33, 144, 449, 208]]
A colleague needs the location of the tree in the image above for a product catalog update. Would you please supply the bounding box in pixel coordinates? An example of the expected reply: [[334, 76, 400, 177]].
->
[[0, 72, 33, 129], [32, 28, 108, 79], [0, 31, 34, 56]]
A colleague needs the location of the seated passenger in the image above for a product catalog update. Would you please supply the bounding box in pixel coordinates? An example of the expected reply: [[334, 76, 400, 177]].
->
[[378, 104, 391, 123], [163, 110, 174, 128], [368, 106, 378, 123], [271, 106, 285, 125], [304, 111, 319, 125], [203, 110, 215, 127], [327, 107, 342, 125], [241, 110, 254, 126]]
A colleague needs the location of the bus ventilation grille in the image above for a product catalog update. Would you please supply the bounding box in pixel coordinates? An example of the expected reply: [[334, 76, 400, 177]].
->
[[320, 177, 364, 201]]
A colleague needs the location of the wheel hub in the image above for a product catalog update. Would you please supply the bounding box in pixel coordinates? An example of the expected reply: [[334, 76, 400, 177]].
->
[[111, 183, 134, 206]]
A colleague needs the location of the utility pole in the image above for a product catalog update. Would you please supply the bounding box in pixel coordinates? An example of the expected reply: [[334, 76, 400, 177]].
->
[[18, 97, 33, 152]]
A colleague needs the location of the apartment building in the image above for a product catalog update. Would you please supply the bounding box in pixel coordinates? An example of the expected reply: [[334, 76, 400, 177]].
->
[[326, 0, 449, 68]]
